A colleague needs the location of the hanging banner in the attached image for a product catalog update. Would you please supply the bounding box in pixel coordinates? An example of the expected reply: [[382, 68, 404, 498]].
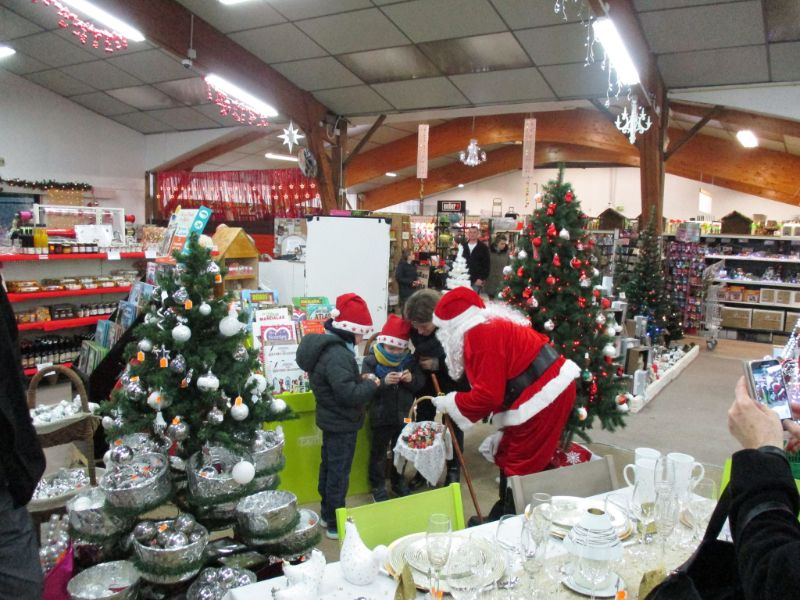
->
[[416, 124, 429, 179], [522, 118, 537, 178]]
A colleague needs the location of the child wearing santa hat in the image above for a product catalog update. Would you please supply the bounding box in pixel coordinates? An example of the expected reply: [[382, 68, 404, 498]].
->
[[296, 293, 380, 539], [361, 315, 424, 501]]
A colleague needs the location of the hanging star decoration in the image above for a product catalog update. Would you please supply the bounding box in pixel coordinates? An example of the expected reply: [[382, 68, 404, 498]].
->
[[278, 121, 305, 153]]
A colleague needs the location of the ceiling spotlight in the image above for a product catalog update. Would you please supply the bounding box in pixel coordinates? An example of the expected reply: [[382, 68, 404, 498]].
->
[[736, 129, 758, 148], [265, 152, 299, 162], [0, 45, 15, 59], [458, 184, 465, 188], [385, 172, 397, 177], [60, 0, 145, 41]]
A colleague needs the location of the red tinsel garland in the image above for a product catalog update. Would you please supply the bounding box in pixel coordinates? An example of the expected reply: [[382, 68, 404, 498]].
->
[[32, 0, 129, 53]]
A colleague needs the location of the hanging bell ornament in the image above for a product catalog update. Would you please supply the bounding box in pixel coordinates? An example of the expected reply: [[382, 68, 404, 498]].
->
[[167, 417, 189, 442], [138, 339, 153, 353], [558, 228, 570, 240], [197, 370, 220, 392], [207, 407, 224, 425], [199, 302, 212, 316], [233, 345, 249, 362], [219, 307, 243, 337], [169, 354, 187, 373], [552, 253, 561, 267], [543, 319, 555, 331], [172, 287, 189, 304], [517, 249, 528, 260], [172, 323, 192, 343], [230, 397, 249, 421]]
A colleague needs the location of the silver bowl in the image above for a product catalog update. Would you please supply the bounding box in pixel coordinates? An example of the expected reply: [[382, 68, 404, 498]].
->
[[100, 453, 171, 511], [238, 509, 319, 557], [187, 447, 248, 505], [67, 560, 139, 599], [252, 430, 284, 473], [67, 488, 133, 539], [186, 567, 256, 599], [132, 519, 208, 584], [235, 490, 297, 538]]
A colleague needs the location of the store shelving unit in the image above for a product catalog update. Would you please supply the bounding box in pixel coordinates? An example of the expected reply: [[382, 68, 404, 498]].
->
[[0, 252, 144, 262], [212, 226, 259, 292], [18, 315, 110, 332], [8, 287, 131, 303]]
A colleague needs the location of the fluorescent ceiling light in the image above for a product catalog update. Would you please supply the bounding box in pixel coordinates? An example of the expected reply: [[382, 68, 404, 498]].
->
[[265, 153, 298, 162], [736, 129, 758, 148], [219, 0, 255, 4], [0, 45, 15, 59], [592, 17, 639, 86], [205, 73, 279, 118], [385, 172, 397, 177], [458, 183, 465, 188], [61, 0, 145, 42]]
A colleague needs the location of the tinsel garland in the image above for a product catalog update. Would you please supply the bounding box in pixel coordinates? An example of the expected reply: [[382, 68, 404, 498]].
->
[[236, 510, 301, 543], [132, 555, 206, 578], [0, 176, 92, 192], [103, 493, 170, 518], [69, 526, 126, 546]]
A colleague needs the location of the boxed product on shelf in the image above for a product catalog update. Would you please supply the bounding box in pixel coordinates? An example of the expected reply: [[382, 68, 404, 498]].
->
[[721, 307, 752, 329], [792, 291, 800, 307], [775, 290, 793, 305], [761, 289, 777, 304], [743, 289, 760, 303], [752, 309, 785, 332], [726, 286, 744, 302], [784, 315, 800, 333]]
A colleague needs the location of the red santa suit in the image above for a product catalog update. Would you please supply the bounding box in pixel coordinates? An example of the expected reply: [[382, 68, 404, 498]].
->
[[432, 287, 579, 476]]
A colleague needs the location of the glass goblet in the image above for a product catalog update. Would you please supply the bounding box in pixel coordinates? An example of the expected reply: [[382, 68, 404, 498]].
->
[[494, 515, 522, 592], [426, 513, 452, 599], [688, 478, 717, 541]]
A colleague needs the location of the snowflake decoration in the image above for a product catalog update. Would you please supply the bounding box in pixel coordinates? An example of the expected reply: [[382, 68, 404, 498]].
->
[[565, 450, 583, 465], [278, 121, 304, 153]]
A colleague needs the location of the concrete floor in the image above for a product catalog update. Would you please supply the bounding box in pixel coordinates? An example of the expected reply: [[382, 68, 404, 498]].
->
[[307, 336, 775, 560]]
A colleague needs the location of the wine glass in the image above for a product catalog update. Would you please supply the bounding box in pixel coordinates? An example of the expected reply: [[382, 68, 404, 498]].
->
[[630, 479, 657, 559], [688, 478, 717, 542], [520, 521, 544, 597], [654, 482, 680, 567], [426, 513, 452, 599], [445, 543, 483, 600], [494, 515, 522, 593], [576, 553, 610, 600], [527, 492, 553, 542]]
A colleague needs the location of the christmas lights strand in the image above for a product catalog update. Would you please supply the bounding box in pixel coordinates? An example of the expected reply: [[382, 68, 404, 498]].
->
[[0, 176, 92, 192], [32, 0, 129, 53], [206, 83, 270, 127]]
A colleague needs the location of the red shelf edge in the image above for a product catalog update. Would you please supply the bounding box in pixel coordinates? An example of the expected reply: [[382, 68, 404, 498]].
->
[[0, 252, 144, 262], [9, 286, 131, 303], [24, 362, 73, 376], [17, 315, 110, 332]]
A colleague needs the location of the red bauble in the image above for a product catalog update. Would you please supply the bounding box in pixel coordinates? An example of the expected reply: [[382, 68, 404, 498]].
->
[[616, 367, 625, 377], [565, 191, 574, 202], [517, 266, 525, 277], [587, 239, 596, 249], [552, 253, 561, 267], [546, 224, 557, 237], [592, 288, 601, 298], [601, 298, 611, 309], [570, 258, 582, 269], [532, 237, 542, 248], [502, 286, 511, 297], [590, 382, 598, 395], [522, 287, 532, 299], [546, 202, 556, 216], [578, 297, 586, 308], [546, 275, 557, 286], [604, 355, 613, 364]]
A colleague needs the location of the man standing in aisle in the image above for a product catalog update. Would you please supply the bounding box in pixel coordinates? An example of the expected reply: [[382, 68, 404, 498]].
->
[[0, 275, 46, 597], [431, 287, 579, 520], [461, 226, 490, 295]]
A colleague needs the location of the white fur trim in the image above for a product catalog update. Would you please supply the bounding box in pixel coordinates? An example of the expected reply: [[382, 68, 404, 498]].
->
[[332, 319, 372, 335], [376, 334, 408, 349], [432, 304, 484, 330], [434, 391, 474, 430], [491, 359, 581, 428], [330, 308, 340, 318]]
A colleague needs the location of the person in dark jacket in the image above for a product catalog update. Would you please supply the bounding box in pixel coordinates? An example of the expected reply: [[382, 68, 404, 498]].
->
[[361, 315, 423, 501], [295, 293, 379, 539], [0, 275, 46, 597], [725, 375, 800, 600], [404, 289, 470, 489], [485, 234, 510, 299], [461, 226, 490, 294], [394, 249, 420, 310]]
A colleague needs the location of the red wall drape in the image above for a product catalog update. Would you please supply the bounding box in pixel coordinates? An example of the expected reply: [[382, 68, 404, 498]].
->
[[157, 169, 322, 220]]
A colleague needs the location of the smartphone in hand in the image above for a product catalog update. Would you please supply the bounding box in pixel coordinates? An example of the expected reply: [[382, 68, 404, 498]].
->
[[743, 358, 793, 420]]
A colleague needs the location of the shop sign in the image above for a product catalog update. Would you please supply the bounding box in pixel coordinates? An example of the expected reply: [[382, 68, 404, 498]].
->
[[437, 200, 465, 213]]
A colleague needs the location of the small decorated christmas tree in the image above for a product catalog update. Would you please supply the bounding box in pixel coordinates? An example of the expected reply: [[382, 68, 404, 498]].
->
[[500, 167, 627, 443], [447, 245, 472, 289]]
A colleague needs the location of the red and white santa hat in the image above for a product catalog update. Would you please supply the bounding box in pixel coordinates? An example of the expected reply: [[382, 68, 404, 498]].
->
[[376, 314, 412, 349], [432, 287, 486, 330], [331, 292, 373, 335]]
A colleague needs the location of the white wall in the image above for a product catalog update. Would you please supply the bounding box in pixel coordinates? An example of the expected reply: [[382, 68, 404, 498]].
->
[[404, 167, 800, 222]]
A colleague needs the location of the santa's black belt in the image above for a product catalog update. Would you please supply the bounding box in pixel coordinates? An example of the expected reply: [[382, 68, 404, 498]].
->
[[502, 344, 560, 409]]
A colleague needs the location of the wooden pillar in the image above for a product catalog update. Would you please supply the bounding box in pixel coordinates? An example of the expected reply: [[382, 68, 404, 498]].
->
[[331, 120, 347, 209], [306, 120, 337, 214], [639, 57, 668, 232]]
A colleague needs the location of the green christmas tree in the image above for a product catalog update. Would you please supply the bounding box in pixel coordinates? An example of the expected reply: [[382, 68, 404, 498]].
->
[[624, 212, 684, 343], [500, 168, 626, 443]]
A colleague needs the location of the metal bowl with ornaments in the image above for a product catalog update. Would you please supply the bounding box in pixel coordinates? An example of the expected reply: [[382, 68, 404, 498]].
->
[[187, 447, 251, 505], [251, 429, 285, 475], [235, 490, 298, 539], [100, 453, 171, 511], [132, 519, 209, 584], [66, 560, 140, 600], [67, 488, 134, 539], [245, 508, 320, 558]]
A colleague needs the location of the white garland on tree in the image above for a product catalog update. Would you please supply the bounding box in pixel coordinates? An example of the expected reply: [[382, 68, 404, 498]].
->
[[446, 245, 472, 290]]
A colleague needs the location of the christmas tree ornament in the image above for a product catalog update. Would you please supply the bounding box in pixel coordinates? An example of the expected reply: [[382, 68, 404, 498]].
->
[[592, 268, 600, 277], [601, 297, 611, 309], [582, 369, 593, 382], [606, 326, 616, 337], [169, 354, 187, 373], [578, 297, 587, 308], [173, 287, 189, 304], [544, 319, 555, 331], [546, 202, 556, 216], [614, 323, 623, 334], [559, 228, 570, 240], [617, 402, 630, 414], [219, 307, 243, 337], [233, 345, 249, 362], [110, 445, 134, 464], [552, 253, 561, 267], [602, 343, 617, 357], [101, 416, 114, 430], [197, 370, 220, 392], [184, 299, 193, 311], [247, 374, 268, 394], [580, 277, 591, 288], [230, 397, 249, 421], [147, 390, 165, 410], [174, 513, 196, 534], [532, 237, 542, 248], [517, 249, 528, 260], [546, 223, 557, 237], [596, 313, 607, 325], [181, 368, 195, 389], [592, 288, 602, 298], [526, 296, 538, 308], [126, 380, 146, 399], [172, 323, 192, 343], [232, 460, 255, 485], [199, 302, 212, 316], [546, 275, 556, 286], [207, 407, 224, 425], [576, 241, 584, 251], [134, 521, 157, 543], [167, 417, 189, 441], [271, 397, 287, 413], [207, 261, 222, 284], [502, 265, 513, 276], [570, 258, 582, 269], [154, 411, 167, 431], [165, 532, 189, 548], [577, 406, 588, 421], [565, 191, 574, 202], [138, 339, 153, 353]]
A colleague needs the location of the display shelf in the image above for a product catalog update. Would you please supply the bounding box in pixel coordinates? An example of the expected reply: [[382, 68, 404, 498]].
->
[[0, 252, 144, 262], [705, 254, 800, 263], [17, 315, 110, 332], [718, 299, 800, 310], [224, 272, 257, 281], [8, 286, 131, 303], [23, 361, 72, 377], [664, 233, 800, 242], [712, 279, 800, 289]]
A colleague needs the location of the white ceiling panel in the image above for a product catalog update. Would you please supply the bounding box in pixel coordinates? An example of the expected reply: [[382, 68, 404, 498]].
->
[[515, 22, 588, 66], [146, 107, 222, 131], [155, 78, 209, 106], [489, 0, 584, 29], [313, 85, 394, 114], [193, 103, 245, 126], [268, 0, 373, 20], [61, 61, 142, 90], [107, 85, 181, 110], [111, 111, 173, 134], [371, 77, 469, 110], [108, 50, 196, 84], [70, 91, 135, 116], [381, 0, 506, 43], [0, 0, 64, 29], [0, 7, 42, 40], [640, 1, 765, 54], [230, 23, 327, 63], [539, 62, 609, 98], [11, 31, 96, 67], [634, 0, 744, 11], [659, 46, 769, 87], [770, 41, 800, 81], [450, 67, 554, 103], [0, 51, 48, 74], [785, 135, 800, 155], [174, 0, 285, 33], [25, 69, 94, 95], [295, 9, 409, 54], [272, 56, 362, 90]]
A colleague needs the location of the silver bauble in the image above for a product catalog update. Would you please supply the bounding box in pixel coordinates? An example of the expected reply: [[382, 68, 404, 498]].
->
[[199, 302, 212, 316], [165, 531, 189, 548], [138, 339, 153, 353], [126, 380, 145, 399], [133, 521, 157, 543], [175, 263, 187, 275], [233, 345, 248, 362], [207, 261, 221, 275], [502, 265, 512, 276], [156, 528, 172, 547], [603, 343, 617, 357], [167, 418, 189, 442], [543, 319, 555, 331], [109, 445, 134, 464], [172, 287, 189, 303], [236, 573, 252, 587], [596, 313, 607, 325], [198, 569, 218, 585], [517, 249, 528, 259], [172, 323, 192, 343], [580, 277, 591, 288], [217, 567, 236, 587], [101, 416, 114, 430], [197, 371, 220, 392], [207, 407, 224, 425], [169, 354, 187, 373], [189, 529, 206, 544], [174, 513, 196, 534]]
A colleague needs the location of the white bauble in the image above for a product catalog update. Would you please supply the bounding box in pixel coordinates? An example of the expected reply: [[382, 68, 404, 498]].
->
[[197, 371, 220, 392], [232, 460, 255, 485], [502, 265, 512, 276], [101, 416, 114, 430], [614, 323, 623, 334], [247, 374, 268, 394], [138, 339, 153, 353], [617, 402, 630, 414], [602, 343, 617, 357], [172, 324, 192, 343], [605, 327, 616, 337], [558, 228, 570, 240], [230, 400, 249, 421], [543, 319, 555, 331], [271, 398, 287, 413], [103, 450, 112, 465], [147, 390, 168, 410], [198, 302, 212, 316], [198, 234, 214, 249], [219, 310, 243, 337], [517, 250, 528, 260], [577, 406, 588, 421]]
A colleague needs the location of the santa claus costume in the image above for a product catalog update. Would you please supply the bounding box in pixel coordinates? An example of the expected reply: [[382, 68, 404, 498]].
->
[[432, 287, 580, 483]]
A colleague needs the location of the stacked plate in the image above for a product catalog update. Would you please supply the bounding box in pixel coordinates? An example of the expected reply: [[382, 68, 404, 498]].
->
[[549, 496, 633, 541]]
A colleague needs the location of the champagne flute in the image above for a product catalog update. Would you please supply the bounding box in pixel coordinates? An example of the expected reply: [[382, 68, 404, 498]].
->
[[630, 479, 657, 559], [494, 514, 521, 593], [688, 478, 717, 542], [527, 492, 553, 542], [654, 482, 679, 567], [520, 522, 544, 597], [426, 513, 452, 599]]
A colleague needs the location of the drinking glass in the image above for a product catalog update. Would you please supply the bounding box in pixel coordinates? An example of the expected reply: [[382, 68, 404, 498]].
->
[[630, 479, 657, 559], [527, 492, 553, 542], [426, 513, 452, 599], [688, 478, 717, 542], [520, 521, 544, 597], [654, 482, 680, 567], [445, 544, 483, 600], [494, 515, 522, 593], [576, 553, 610, 600]]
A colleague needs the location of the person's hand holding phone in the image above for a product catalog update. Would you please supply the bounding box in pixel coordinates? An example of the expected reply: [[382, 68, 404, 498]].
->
[[384, 372, 402, 385], [729, 376, 784, 450], [399, 369, 412, 383]]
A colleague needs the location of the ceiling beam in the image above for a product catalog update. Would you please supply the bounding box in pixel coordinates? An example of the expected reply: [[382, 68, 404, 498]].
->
[[347, 109, 632, 186], [343, 115, 386, 167], [665, 105, 723, 161], [670, 101, 800, 142], [152, 129, 267, 172], [361, 143, 639, 211]]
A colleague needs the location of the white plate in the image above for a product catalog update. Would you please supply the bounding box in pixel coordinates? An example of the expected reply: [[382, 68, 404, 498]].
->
[[550, 496, 584, 527], [562, 571, 624, 598]]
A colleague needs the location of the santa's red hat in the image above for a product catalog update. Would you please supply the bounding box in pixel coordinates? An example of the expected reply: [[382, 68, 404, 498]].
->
[[432, 287, 486, 330], [376, 314, 412, 349], [331, 293, 373, 335]]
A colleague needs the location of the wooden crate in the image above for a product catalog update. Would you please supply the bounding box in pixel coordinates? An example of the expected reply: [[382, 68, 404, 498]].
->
[[721, 307, 752, 330], [752, 309, 785, 332]]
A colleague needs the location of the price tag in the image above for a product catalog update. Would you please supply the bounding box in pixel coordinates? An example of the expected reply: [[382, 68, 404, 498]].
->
[[721, 238, 731, 243], [144, 249, 157, 259], [765, 240, 776, 246], [107, 250, 121, 260], [38, 254, 49, 260], [37, 362, 54, 374]]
